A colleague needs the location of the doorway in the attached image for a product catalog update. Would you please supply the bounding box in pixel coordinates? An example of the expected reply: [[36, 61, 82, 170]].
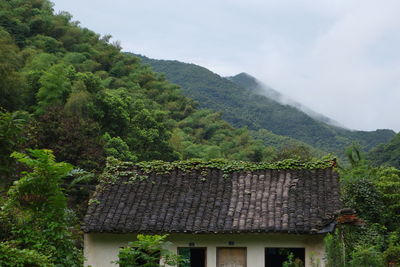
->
[[178, 247, 206, 267], [265, 248, 305, 267]]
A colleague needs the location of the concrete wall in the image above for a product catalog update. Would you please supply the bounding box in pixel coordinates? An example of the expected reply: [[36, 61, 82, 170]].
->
[[84, 233, 326, 267]]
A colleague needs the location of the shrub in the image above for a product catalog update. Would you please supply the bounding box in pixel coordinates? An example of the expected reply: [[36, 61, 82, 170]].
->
[[383, 245, 400, 266], [348, 245, 384, 267], [0, 242, 52, 267], [115, 234, 187, 267]]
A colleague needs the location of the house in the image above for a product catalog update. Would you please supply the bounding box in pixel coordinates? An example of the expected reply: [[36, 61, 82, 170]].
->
[[83, 161, 342, 267]]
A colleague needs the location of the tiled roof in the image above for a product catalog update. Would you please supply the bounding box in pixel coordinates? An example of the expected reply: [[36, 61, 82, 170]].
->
[[83, 167, 341, 234]]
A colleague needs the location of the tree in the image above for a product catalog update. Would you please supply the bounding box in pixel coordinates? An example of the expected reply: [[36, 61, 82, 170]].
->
[[35, 63, 74, 114], [369, 133, 400, 169], [0, 29, 24, 110], [0, 110, 30, 187], [1, 149, 83, 266], [35, 107, 105, 170], [102, 133, 137, 162], [374, 167, 400, 230]]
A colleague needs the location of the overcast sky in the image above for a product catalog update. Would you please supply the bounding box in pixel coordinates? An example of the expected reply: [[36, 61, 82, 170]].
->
[[53, 0, 399, 132]]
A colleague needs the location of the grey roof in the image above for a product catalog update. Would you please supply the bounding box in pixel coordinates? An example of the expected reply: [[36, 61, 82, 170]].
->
[[83, 167, 341, 234]]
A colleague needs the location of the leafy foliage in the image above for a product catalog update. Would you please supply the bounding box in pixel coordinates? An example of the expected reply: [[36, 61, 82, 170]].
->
[[0, 242, 52, 267], [0, 110, 30, 185], [341, 179, 385, 224], [134, 157, 335, 175], [325, 146, 400, 266], [0, 29, 24, 111], [115, 234, 187, 267], [96, 157, 336, 188], [102, 132, 138, 162], [282, 253, 304, 267], [36, 63, 73, 114], [1, 149, 83, 266], [349, 245, 384, 267], [369, 132, 400, 169], [34, 106, 105, 170], [374, 167, 400, 231], [325, 231, 345, 267], [383, 241, 400, 266]]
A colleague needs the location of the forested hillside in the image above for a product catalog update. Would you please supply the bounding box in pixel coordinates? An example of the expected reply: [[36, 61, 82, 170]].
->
[[0, 0, 303, 181], [138, 55, 395, 156], [369, 133, 400, 168]]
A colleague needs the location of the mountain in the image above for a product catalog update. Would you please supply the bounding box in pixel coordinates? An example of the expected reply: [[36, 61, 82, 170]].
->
[[368, 133, 400, 169], [227, 72, 342, 127], [227, 72, 281, 101], [137, 55, 396, 156]]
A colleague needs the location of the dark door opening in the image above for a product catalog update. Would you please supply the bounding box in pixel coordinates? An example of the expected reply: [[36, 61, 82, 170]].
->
[[265, 248, 305, 267], [178, 247, 206, 267]]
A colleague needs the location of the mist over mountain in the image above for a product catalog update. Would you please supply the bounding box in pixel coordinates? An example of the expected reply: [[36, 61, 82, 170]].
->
[[227, 72, 343, 128], [137, 54, 395, 156]]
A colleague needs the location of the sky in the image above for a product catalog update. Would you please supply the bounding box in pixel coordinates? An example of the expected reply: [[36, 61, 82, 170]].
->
[[52, 0, 400, 132]]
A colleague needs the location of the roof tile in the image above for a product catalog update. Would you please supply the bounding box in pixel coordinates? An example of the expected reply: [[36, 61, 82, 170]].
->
[[83, 167, 341, 234]]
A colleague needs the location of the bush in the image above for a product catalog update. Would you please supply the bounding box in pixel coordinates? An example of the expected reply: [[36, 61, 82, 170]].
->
[[0, 242, 53, 267], [116, 234, 187, 267], [384, 245, 400, 266], [349, 245, 384, 267]]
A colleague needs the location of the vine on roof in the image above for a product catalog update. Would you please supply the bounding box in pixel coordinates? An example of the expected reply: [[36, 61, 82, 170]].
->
[[137, 156, 335, 174], [103, 155, 335, 175]]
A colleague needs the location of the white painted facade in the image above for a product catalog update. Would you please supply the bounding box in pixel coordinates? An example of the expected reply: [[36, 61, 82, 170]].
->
[[84, 233, 326, 267]]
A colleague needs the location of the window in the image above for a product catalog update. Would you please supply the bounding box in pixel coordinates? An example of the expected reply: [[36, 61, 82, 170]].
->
[[217, 247, 246, 267], [265, 248, 305, 267], [178, 247, 206, 267]]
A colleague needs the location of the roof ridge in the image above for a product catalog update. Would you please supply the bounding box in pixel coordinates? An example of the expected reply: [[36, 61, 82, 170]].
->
[[103, 158, 337, 177]]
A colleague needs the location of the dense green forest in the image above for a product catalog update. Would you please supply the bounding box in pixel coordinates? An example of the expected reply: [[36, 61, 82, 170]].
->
[[138, 55, 395, 156], [0, 0, 399, 266], [369, 133, 400, 169]]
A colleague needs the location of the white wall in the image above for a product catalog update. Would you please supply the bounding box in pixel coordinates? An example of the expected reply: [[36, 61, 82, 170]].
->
[[84, 233, 325, 267]]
